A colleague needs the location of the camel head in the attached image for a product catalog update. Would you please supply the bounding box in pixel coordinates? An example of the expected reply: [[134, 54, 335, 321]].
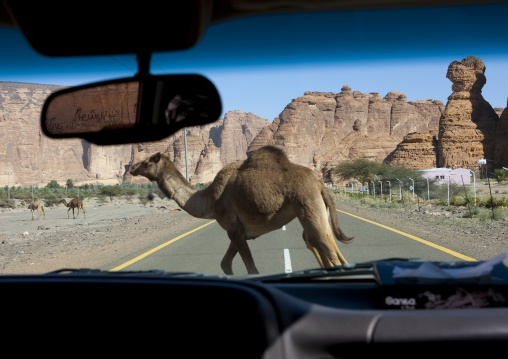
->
[[130, 152, 177, 182], [59, 199, 68, 205]]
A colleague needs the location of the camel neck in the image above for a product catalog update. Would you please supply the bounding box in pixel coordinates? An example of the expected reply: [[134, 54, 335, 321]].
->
[[158, 176, 214, 219]]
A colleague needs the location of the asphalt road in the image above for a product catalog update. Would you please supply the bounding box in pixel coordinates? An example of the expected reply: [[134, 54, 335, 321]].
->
[[108, 209, 465, 276]]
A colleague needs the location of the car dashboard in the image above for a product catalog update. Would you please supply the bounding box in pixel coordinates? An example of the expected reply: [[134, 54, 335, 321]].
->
[[4, 260, 508, 358]]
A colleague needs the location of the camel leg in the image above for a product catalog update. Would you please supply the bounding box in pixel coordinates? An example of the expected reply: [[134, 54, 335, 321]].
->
[[298, 214, 343, 269], [41, 206, 45, 220], [31, 209, 35, 220], [220, 242, 238, 275], [302, 230, 325, 268], [227, 228, 259, 275], [67, 208, 71, 219], [326, 224, 347, 265], [82, 206, 86, 219]]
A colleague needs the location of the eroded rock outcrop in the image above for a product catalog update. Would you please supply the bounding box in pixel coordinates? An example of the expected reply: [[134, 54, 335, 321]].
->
[[387, 56, 508, 171], [494, 103, 508, 168], [386, 132, 438, 169], [247, 85, 444, 180], [0, 81, 269, 187], [0, 82, 91, 187], [437, 56, 499, 168], [129, 111, 270, 184], [3, 54, 507, 188]]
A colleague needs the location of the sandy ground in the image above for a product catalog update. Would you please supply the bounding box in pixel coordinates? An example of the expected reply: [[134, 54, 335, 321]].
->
[[0, 196, 204, 274], [0, 193, 507, 274]]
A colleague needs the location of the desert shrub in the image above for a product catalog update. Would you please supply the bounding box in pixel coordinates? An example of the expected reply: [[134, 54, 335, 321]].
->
[[493, 169, 508, 183], [0, 198, 15, 209], [369, 199, 405, 210], [42, 194, 62, 207], [96, 194, 108, 204], [46, 180, 62, 189], [434, 199, 448, 206], [138, 194, 150, 205], [476, 208, 507, 222], [100, 185, 122, 202], [495, 197, 508, 207], [462, 207, 481, 218], [450, 195, 466, 206], [66, 179, 74, 189]]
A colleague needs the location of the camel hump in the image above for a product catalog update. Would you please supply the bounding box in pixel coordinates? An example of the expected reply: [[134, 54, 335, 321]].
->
[[247, 145, 287, 158], [248, 145, 288, 159], [244, 145, 290, 169]]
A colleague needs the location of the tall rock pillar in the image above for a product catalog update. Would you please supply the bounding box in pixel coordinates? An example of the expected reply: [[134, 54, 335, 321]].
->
[[437, 56, 498, 169]]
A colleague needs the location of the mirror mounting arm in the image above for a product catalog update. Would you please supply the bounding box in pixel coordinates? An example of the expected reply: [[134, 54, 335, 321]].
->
[[136, 52, 152, 78]]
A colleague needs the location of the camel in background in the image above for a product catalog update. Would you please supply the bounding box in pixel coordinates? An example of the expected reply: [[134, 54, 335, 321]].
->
[[59, 198, 86, 219], [130, 145, 353, 275], [24, 199, 45, 220]]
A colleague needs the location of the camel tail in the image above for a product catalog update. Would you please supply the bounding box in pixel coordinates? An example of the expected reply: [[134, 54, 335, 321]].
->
[[321, 187, 354, 244]]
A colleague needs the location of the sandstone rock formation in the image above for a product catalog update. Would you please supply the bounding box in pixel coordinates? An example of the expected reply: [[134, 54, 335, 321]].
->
[[128, 111, 270, 184], [437, 56, 499, 169], [385, 132, 438, 169], [247, 85, 444, 180], [387, 56, 508, 173], [0, 82, 269, 187], [0, 82, 135, 187], [495, 104, 508, 168], [2, 54, 507, 189]]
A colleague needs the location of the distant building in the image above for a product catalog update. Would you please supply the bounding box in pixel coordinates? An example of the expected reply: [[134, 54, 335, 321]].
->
[[418, 168, 471, 185]]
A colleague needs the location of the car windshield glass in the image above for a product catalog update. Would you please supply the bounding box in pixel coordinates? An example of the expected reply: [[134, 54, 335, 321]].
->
[[1, 3, 508, 277]]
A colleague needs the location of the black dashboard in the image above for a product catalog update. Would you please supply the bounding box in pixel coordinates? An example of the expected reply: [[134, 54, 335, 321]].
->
[[3, 273, 508, 358]]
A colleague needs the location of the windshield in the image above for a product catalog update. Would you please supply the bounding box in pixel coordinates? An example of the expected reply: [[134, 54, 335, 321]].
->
[[1, 3, 508, 276]]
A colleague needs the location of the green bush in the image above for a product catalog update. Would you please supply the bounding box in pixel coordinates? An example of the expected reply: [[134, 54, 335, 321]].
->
[[100, 185, 123, 202], [493, 169, 508, 184], [0, 198, 15, 209], [46, 180, 62, 189], [462, 207, 481, 218], [450, 195, 466, 206], [42, 194, 62, 207]]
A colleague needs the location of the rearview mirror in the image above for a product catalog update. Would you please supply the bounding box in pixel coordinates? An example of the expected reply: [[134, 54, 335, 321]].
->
[[41, 74, 222, 145]]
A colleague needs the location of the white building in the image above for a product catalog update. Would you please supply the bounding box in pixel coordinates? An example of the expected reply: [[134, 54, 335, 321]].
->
[[418, 168, 471, 185]]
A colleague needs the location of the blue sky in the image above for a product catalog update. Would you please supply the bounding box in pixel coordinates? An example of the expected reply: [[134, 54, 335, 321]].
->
[[2, 4, 508, 121]]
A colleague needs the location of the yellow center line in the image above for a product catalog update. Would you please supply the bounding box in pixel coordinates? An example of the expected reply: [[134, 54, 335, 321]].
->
[[336, 209, 477, 262], [110, 220, 217, 272]]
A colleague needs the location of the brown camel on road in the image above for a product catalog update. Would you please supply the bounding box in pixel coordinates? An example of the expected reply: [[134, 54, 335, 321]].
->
[[59, 198, 86, 219], [25, 199, 45, 220], [130, 145, 353, 275]]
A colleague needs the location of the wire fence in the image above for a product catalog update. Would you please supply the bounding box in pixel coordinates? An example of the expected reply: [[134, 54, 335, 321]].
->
[[330, 180, 508, 209]]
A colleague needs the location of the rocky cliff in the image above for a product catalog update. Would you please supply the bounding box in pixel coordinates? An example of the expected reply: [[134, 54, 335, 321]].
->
[[247, 86, 444, 180], [385, 132, 438, 169], [1, 56, 507, 188], [0, 82, 269, 187], [129, 111, 270, 184], [496, 105, 508, 168]]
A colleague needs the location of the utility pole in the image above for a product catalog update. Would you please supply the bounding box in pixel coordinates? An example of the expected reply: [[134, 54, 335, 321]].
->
[[184, 128, 189, 182], [4, 172, 12, 200], [408, 177, 414, 202], [469, 169, 476, 206]]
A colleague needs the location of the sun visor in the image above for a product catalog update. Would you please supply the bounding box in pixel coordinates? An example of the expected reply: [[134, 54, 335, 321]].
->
[[3, 0, 211, 56]]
